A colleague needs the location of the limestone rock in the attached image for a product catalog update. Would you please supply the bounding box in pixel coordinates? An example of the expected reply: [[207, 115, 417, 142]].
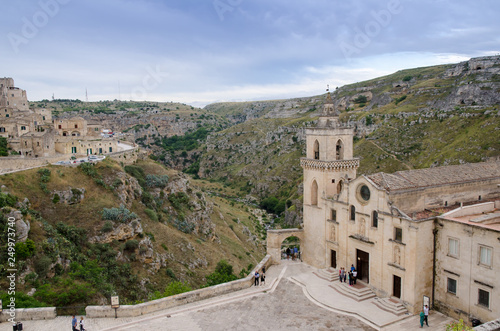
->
[[51, 187, 85, 204], [90, 219, 143, 244], [8, 210, 30, 242]]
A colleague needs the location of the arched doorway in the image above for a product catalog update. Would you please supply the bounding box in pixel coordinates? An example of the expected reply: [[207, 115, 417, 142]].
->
[[266, 229, 304, 264], [281, 236, 301, 261]]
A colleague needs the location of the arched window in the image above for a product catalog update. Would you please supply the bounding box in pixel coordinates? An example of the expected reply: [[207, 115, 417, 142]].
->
[[350, 205, 356, 221], [311, 180, 318, 205], [337, 179, 343, 194], [372, 211, 378, 228], [313, 140, 319, 159], [336, 139, 344, 160]]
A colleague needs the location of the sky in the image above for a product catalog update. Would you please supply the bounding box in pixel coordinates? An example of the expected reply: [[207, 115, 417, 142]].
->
[[1, 0, 499, 107]]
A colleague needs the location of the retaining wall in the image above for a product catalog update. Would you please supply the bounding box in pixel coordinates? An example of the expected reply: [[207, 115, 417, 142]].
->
[[0, 307, 56, 322], [86, 254, 272, 318]]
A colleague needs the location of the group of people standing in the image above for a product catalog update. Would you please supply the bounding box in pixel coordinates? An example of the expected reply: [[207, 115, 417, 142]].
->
[[339, 264, 357, 286], [254, 266, 266, 286], [285, 246, 300, 260], [71, 315, 85, 331]]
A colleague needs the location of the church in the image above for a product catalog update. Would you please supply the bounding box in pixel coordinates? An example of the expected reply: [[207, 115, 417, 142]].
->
[[269, 90, 500, 324]]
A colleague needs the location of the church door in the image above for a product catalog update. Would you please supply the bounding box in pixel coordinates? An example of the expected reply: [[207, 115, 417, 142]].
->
[[356, 249, 369, 283], [330, 250, 337, 269], [393, 275, 401, 298]]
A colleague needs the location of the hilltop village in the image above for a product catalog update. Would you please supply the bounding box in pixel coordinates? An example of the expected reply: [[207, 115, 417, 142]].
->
[[0, 78, 119, 159]]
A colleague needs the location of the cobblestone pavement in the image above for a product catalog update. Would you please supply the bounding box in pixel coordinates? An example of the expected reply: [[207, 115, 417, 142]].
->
[[0, 261, 453, 330]]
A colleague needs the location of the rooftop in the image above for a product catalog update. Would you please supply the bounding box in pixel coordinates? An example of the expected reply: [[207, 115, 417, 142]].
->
[[367, 160, 500, 192]]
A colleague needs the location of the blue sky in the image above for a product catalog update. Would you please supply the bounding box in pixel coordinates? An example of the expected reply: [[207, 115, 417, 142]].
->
[[1, 0, 499, 107]]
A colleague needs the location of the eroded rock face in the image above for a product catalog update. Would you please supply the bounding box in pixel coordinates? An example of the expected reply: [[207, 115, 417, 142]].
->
[[90, 219, 143, 244], [138, 237, 154, 264], [51, 188, 85, 204], [8, 210, 30, 242], [113, 172, 142, 208]]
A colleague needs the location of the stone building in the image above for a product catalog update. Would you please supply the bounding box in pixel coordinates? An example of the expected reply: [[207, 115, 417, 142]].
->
[[0, 78, 120, 158], [268, 91, 500, 325]]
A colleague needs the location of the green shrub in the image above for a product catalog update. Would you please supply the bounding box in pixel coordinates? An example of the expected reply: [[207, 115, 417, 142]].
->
[[15, 239, 36, 260], [395, 95, 407, 105], [124, 165, 146, 187], [34, 256, 53, 277], [402, 75, 413, 82], [52, 194, 60, 204], [125, 240, 139, 251], [205, 260, 237, 287], [101, 221, 114, 233], [145, 174, 169, 188], [0, 137, 8, 156], [163, 281, 191, 297], [144, 208, 158, 222], [0, 291, 47, 308], [173, 218, 195, 234], [0, 192, 17, 208], [102, 205, 137, 222], [353, 95, 367, 104]]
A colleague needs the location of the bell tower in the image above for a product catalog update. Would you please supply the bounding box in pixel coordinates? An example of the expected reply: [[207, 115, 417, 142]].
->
[[301, 86, 359, 268]]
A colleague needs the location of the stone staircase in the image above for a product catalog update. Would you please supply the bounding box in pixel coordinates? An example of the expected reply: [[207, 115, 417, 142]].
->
[[313, 268, 339, 282], [373, 297, 408, 316], [329, 281, 376, 302]]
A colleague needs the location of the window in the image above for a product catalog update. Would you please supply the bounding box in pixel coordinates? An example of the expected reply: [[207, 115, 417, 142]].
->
[[313, 140, 319, 160], [0, 127, 5, 132], [478, 289, 490, 308], [336, 139, 344, 160], [58, 125, 62, 129], [394, 228, 402, 242], [311, 180, 318, 206], [331, 209, 336, 221], [447, 278, 457, 295], [21, 126, 26, 130], [109, 147, 112, 153], [350, 205, 355, 221], [372, 211, 378, 228], [479, 246, 492, 266], [75, 124, 78, 128], [360, 185, 370, 201], [448, 238, 459, 257]]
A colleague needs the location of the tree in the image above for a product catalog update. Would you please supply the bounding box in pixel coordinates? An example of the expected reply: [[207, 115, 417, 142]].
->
[[205, 260, 238, 287]]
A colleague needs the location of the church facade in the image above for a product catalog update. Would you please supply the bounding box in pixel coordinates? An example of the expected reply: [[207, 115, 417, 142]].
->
[[271, 91, 500, 324]]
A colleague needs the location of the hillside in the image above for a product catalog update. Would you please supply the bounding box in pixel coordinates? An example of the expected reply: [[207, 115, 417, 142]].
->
[[0, 158, 265, 310], [191, 56, 500, 226]]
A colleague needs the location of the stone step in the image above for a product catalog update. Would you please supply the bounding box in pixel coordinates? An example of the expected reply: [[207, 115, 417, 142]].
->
[[329, 281, 376, 302], [373, 297, 408, 316], [313, 268, 339, 282]]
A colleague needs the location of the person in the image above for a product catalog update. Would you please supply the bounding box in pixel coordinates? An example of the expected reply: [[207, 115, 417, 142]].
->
[[79, 316, 86, 331], [340, 268, 345, 283], [350, 264, 355, 272], [72, 315, 78, 331], [262, 265, 266, 274], [254, 271, 260, 286], [419, 310, 425, 328], [293, 247, 298, 260], [286, 247, 290, 260], [352, 269, 357, 285], [348, 271, 352, 286], [260, 271, 265, 285], [423, 305, 429, 327]]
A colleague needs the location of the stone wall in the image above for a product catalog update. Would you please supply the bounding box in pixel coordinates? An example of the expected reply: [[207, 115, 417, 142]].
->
[[0, 307, 56, 322], [0, 155, 68, 174], [108, 146, 140, 165], [86, 255, 272, 318]]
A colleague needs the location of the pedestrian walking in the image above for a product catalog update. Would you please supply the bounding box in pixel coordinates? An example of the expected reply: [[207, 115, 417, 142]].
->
[[423, 305, 429, 327], [260, 271, 265, 285], [352, 269, 357, 285], [419, 310, 425, 328], [72, 315, 78, 331], [79, 316, 86, 331], [255, 271, 260, 286], [286, 247, 291, 260], [340, 268, 345, 283]]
